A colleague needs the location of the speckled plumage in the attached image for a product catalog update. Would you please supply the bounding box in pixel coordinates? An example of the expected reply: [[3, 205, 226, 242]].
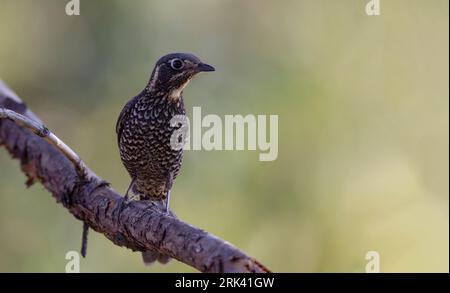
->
[[116, 53, 214, 201], [117, 90, 185, 199]]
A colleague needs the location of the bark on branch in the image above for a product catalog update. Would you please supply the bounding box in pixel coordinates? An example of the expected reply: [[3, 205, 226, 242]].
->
[[0, 80, 270, 273]]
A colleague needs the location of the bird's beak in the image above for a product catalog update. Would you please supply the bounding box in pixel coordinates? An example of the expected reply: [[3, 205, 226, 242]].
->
[[196, 63, 215, 72]]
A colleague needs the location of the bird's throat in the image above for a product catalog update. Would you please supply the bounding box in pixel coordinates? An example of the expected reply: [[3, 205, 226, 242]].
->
[[168, 78, 192, 101]]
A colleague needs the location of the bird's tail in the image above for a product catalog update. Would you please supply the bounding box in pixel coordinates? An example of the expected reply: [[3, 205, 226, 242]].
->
[[139, 197, 175, 266], [142, 251, 171, 265]]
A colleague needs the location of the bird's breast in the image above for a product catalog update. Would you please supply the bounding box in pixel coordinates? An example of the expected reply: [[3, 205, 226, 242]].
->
[[119, 98, 185, 177]]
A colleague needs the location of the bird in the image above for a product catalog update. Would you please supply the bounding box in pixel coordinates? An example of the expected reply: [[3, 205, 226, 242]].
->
[[116, 53, 215, 264]]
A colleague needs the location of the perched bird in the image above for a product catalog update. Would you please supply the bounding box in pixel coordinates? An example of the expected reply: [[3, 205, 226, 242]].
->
[[116, 53, 214, 264]]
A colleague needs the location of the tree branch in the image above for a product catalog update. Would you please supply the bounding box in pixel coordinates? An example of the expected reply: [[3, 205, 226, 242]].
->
[[0, 79, 270, 273]]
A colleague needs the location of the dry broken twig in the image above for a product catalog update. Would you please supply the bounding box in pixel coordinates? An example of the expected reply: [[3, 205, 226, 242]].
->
[[0, 80, 270, 273]]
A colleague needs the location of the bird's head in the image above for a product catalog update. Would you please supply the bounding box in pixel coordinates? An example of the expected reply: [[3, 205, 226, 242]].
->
[[146, 53, 215, 100]]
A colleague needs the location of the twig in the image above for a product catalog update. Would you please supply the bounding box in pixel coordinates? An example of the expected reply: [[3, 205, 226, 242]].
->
[[0, 107, 89, 178], [81, 222, 89, 257]]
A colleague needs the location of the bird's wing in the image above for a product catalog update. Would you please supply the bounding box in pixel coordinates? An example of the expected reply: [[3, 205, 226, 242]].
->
[[116, 95, 138, 145]]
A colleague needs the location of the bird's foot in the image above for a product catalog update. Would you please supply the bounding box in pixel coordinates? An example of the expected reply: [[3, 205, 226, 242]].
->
[[116, 195, 132, 220]]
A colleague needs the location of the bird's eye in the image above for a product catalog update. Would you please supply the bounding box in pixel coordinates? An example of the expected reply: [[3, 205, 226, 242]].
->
[[170, 58, 184, 70]]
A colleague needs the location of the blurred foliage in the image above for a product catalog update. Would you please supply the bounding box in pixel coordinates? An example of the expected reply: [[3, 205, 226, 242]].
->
[[0, 0, 448, 272]]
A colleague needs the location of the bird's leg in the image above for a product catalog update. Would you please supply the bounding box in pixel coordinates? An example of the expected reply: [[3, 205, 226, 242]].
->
[[118, 178, 136, 218], [123, 177, 136, 203], [165, 190, 171, 214], [165, 173, 173, 214]]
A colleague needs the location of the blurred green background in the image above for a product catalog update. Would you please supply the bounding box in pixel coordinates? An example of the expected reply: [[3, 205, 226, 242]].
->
[[0, 0, 448, 272]]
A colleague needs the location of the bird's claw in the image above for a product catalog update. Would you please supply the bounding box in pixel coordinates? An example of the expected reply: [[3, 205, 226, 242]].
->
[[116, 195, 132, 220]]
